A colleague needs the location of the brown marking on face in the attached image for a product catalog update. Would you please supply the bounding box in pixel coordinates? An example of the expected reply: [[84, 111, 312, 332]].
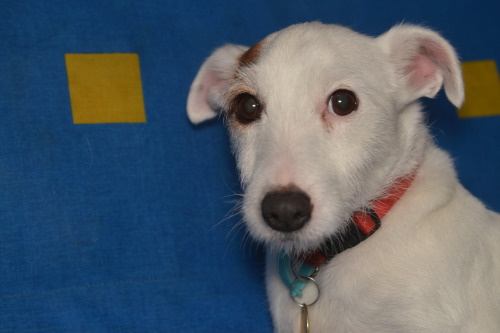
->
[[225, 38, 267, 128], [238, 38, 266, 68]]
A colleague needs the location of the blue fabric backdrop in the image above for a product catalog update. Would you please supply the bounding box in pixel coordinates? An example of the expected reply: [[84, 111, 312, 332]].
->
[[1, 1, 499, 332]]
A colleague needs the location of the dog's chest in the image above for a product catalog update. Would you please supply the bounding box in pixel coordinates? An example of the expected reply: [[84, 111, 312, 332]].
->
[[268, 268, 413, 332], [267, 242, 461, 333]]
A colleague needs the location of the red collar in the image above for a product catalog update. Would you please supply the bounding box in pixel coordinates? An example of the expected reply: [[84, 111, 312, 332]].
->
[[300, 172, 416, 267]]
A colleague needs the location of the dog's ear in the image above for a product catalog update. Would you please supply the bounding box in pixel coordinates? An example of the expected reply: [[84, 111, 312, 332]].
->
[[187, 44, 247, 125], [377, 25, 464, 108]]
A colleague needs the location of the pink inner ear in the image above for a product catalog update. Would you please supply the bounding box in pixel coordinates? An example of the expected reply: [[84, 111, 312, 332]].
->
[[187, 66, 228, 124], [408, 54, 439, 89], [195, 71, 226, 111]]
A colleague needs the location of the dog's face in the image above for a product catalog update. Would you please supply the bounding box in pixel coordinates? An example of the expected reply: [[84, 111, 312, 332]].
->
[[187, 22, 463, 253]]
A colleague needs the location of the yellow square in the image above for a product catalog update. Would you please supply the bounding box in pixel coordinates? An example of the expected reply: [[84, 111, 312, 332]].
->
[[66, 53, 146, 124], [459, 60, 500, 118]]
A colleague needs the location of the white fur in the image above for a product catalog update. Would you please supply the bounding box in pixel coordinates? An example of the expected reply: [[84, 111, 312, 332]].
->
[[187, 22, 500, 332]]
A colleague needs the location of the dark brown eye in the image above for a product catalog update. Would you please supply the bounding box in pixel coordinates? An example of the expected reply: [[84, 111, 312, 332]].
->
[[233, 93, 262, 124], [328, 89, 358, 116]]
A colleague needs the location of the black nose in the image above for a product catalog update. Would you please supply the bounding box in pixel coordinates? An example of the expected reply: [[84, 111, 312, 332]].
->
[[261, 190, 312, 232]]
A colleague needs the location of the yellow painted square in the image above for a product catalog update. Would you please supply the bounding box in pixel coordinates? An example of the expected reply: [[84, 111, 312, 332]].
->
[[459, 60, 500, 118], [65, 53, 146, 124]]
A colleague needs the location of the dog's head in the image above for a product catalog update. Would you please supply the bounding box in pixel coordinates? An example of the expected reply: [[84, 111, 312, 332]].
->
[[187, 22, 464, 253]]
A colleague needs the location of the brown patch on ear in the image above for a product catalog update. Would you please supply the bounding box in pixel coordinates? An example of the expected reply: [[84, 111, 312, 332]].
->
[[238, 39, 266, 68]]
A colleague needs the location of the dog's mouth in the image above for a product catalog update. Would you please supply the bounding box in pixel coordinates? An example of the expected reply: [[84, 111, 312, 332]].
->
[[255, 186, 350, 254], [262, 219, 345, 256]]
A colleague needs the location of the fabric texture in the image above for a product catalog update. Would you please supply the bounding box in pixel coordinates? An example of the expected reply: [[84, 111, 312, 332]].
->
[[1, 1, 499, 331]]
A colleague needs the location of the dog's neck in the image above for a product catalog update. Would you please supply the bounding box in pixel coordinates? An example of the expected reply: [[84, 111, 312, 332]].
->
[[300, 171, 417, 266]]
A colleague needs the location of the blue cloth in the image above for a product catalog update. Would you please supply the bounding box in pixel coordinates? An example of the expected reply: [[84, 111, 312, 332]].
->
[[1, 1, 499, 331]]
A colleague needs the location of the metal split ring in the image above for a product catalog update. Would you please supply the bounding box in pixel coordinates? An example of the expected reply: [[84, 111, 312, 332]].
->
[[290, 276, 320, 307]]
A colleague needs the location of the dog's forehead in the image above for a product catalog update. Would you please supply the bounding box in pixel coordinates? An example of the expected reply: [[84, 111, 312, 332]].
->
[[238, 23, 367, 66], [239, 38, 266, 68], [235, 23, 387, 96]]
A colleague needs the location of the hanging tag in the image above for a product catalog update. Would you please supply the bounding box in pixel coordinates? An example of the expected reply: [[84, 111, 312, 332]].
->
[[301, 304, 310, 333], [278, 251, 316, 298]]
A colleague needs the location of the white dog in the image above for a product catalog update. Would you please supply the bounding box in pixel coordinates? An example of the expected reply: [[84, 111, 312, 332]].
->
[[186, 22, 500, 332]]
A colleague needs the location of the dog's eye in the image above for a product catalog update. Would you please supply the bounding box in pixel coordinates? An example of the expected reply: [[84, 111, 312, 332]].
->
[[328, 90, 358, 116], [233, 93, 262, 124]]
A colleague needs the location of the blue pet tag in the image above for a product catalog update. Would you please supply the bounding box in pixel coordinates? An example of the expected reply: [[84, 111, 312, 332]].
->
[[277, 251, 316, 298]]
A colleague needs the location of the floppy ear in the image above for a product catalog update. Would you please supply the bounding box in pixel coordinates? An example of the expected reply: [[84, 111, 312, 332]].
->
[[186, 44, 247, 124], [377, 24, 464, 108]]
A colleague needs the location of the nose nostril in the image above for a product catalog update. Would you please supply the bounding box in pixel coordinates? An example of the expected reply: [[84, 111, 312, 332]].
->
[[294, 212, 305, 221], [266, 213, 279, 224], [261, 190, 312, 232]]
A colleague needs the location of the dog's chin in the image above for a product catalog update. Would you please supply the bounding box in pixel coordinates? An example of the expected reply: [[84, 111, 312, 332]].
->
[[257, 228, 331, 256], [250, 211, 356, 256]]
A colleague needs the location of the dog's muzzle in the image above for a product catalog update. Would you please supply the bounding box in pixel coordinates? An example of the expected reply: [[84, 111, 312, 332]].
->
[[261, 189, 312, 232]]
